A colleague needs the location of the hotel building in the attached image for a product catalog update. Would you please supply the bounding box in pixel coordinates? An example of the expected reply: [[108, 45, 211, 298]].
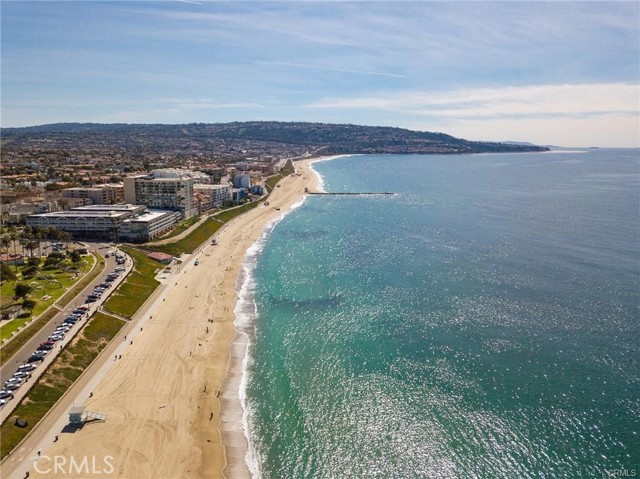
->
[[124, 169, 196, 219]]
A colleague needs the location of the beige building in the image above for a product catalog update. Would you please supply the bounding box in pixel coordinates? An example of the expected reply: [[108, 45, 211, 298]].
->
[[124, 170, 196, 219], [193, 184, 232, 212], [62, 184, 124, 205]]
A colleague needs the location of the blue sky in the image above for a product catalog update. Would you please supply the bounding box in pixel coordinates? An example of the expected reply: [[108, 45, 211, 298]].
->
[[1, 1, 639, 147]]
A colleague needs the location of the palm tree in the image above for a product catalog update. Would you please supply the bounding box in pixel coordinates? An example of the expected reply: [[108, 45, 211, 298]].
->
[[0, 235, 11, 258], [59, 231, 73, 251], [8, 230, 19, 271], [32, 228, 44, 258]]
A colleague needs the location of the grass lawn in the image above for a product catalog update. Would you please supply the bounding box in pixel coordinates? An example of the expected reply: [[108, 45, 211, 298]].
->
[[0, 255, 97, 343], [102, 247, 160, 318], [157, 214, 202, 241], [0, 255, 104, 366], [0, 312, 125, 459]]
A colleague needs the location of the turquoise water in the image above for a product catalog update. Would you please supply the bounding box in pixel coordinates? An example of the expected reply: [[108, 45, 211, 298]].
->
[[237, 150, 639, 478]]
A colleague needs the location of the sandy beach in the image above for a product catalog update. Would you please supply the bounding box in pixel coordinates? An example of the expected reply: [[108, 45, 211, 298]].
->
[[19, 158, 329, 479]]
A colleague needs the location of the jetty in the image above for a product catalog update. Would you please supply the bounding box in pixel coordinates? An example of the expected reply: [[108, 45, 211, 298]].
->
[[306, 189, 395, 196]]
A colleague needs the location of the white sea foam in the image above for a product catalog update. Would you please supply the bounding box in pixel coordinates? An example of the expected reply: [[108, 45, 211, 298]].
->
[[309, 154, 355, 192], [234, 195, 313, 479]]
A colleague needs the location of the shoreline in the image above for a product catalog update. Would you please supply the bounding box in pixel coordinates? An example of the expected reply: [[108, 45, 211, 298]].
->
[[13, 156, 343, 479], [221, 155, 346, 478]]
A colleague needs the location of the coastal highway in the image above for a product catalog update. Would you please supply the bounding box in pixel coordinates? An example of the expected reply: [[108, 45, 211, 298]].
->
[[0, 243, 132, 421]]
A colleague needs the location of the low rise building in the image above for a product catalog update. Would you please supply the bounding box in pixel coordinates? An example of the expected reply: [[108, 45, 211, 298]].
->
[[120, 210, 181, 242], [193, 184, 231, 212], [62, 183, 124, 205]]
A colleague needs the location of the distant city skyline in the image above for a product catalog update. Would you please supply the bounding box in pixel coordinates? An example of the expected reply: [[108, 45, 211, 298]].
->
[[2, 1, 639, 148]]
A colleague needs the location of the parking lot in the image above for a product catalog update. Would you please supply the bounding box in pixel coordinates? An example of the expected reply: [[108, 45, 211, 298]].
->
[[0, 246, 133, 422]]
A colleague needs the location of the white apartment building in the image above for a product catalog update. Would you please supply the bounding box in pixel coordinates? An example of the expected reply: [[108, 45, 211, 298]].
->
[[193, 184, 231, 211], [120, 210, 182, 242], [124, 169, 196, 219], [25, 204, 177, 242]]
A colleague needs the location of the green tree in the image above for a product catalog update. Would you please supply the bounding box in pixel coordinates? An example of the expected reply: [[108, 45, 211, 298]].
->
[[22, 298, 37, 311], [22, 265, 39, 278], [1, 263, 17, 282], [13, 283, 33, 300], [0, 235, 11, 257], [69, 250, 82, 263], [59, 231, 73, 250]]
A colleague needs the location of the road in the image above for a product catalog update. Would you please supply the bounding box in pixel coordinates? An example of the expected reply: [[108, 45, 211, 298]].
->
[[0, 243, 132, 422], [0, 245, 198, 479]]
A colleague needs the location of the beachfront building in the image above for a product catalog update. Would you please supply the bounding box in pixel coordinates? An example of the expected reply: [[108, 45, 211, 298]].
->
[[232, 174, 251, 189], [25, 204, 146, 241], [193, 184, 232, 212], [26, 210, 133, 240], [62, 183, 124, 205], [26, 204, 179, 243], [124, 169, 196, 219], [231, 188, 247, 203], [119, 209, 182, 242]]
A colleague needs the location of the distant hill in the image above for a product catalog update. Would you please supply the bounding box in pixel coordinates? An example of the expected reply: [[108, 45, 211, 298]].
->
[[1, 121, 549, 157]]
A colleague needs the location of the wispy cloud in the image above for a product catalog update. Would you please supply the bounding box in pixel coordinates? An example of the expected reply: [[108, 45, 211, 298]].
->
[[307, 83, 639, 120], [257, 61, 405, 79]]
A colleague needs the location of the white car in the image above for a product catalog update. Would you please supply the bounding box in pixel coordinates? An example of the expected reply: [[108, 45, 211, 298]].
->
[[12, 371, 31, 380], [17, 364, 37, 372], [0, 390, 15, 399]]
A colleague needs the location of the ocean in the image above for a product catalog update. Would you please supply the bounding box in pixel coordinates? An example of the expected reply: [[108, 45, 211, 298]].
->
[[235, 149, 639, 479]]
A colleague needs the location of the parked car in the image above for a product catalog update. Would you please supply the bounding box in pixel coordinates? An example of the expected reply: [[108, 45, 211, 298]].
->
[[86, 296, 97, 303], [76, 305, 90, 312], [12, 371, 31, 380], [37, 343, 54, 351], [27, 354, 46, 363], [3, 381, 22, 390], [48, 335, 64, 342], [17, 364, 37, 372], [0, 390, 14, 400]]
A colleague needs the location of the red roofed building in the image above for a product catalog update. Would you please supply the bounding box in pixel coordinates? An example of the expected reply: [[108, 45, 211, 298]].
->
[[146, 251, 174, 265]]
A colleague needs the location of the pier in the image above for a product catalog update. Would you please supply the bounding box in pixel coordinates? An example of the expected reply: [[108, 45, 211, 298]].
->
[[306, 190, 395, 196]]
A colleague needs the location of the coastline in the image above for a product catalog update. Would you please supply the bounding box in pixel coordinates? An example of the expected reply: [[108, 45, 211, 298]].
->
[[221, 156, 346, 478], [17, 156, 341, 479]]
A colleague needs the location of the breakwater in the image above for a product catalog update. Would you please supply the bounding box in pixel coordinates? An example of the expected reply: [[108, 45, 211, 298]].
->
[[307, 191, 395, 196]]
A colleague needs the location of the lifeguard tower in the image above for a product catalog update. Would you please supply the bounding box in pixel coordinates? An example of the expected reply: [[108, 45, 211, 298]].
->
[[68, 406, 107, 425]]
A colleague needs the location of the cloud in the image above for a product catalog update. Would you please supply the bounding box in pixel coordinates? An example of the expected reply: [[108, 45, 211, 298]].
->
[[307, 83, 639, 120], [256, 61, 405, 79]]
